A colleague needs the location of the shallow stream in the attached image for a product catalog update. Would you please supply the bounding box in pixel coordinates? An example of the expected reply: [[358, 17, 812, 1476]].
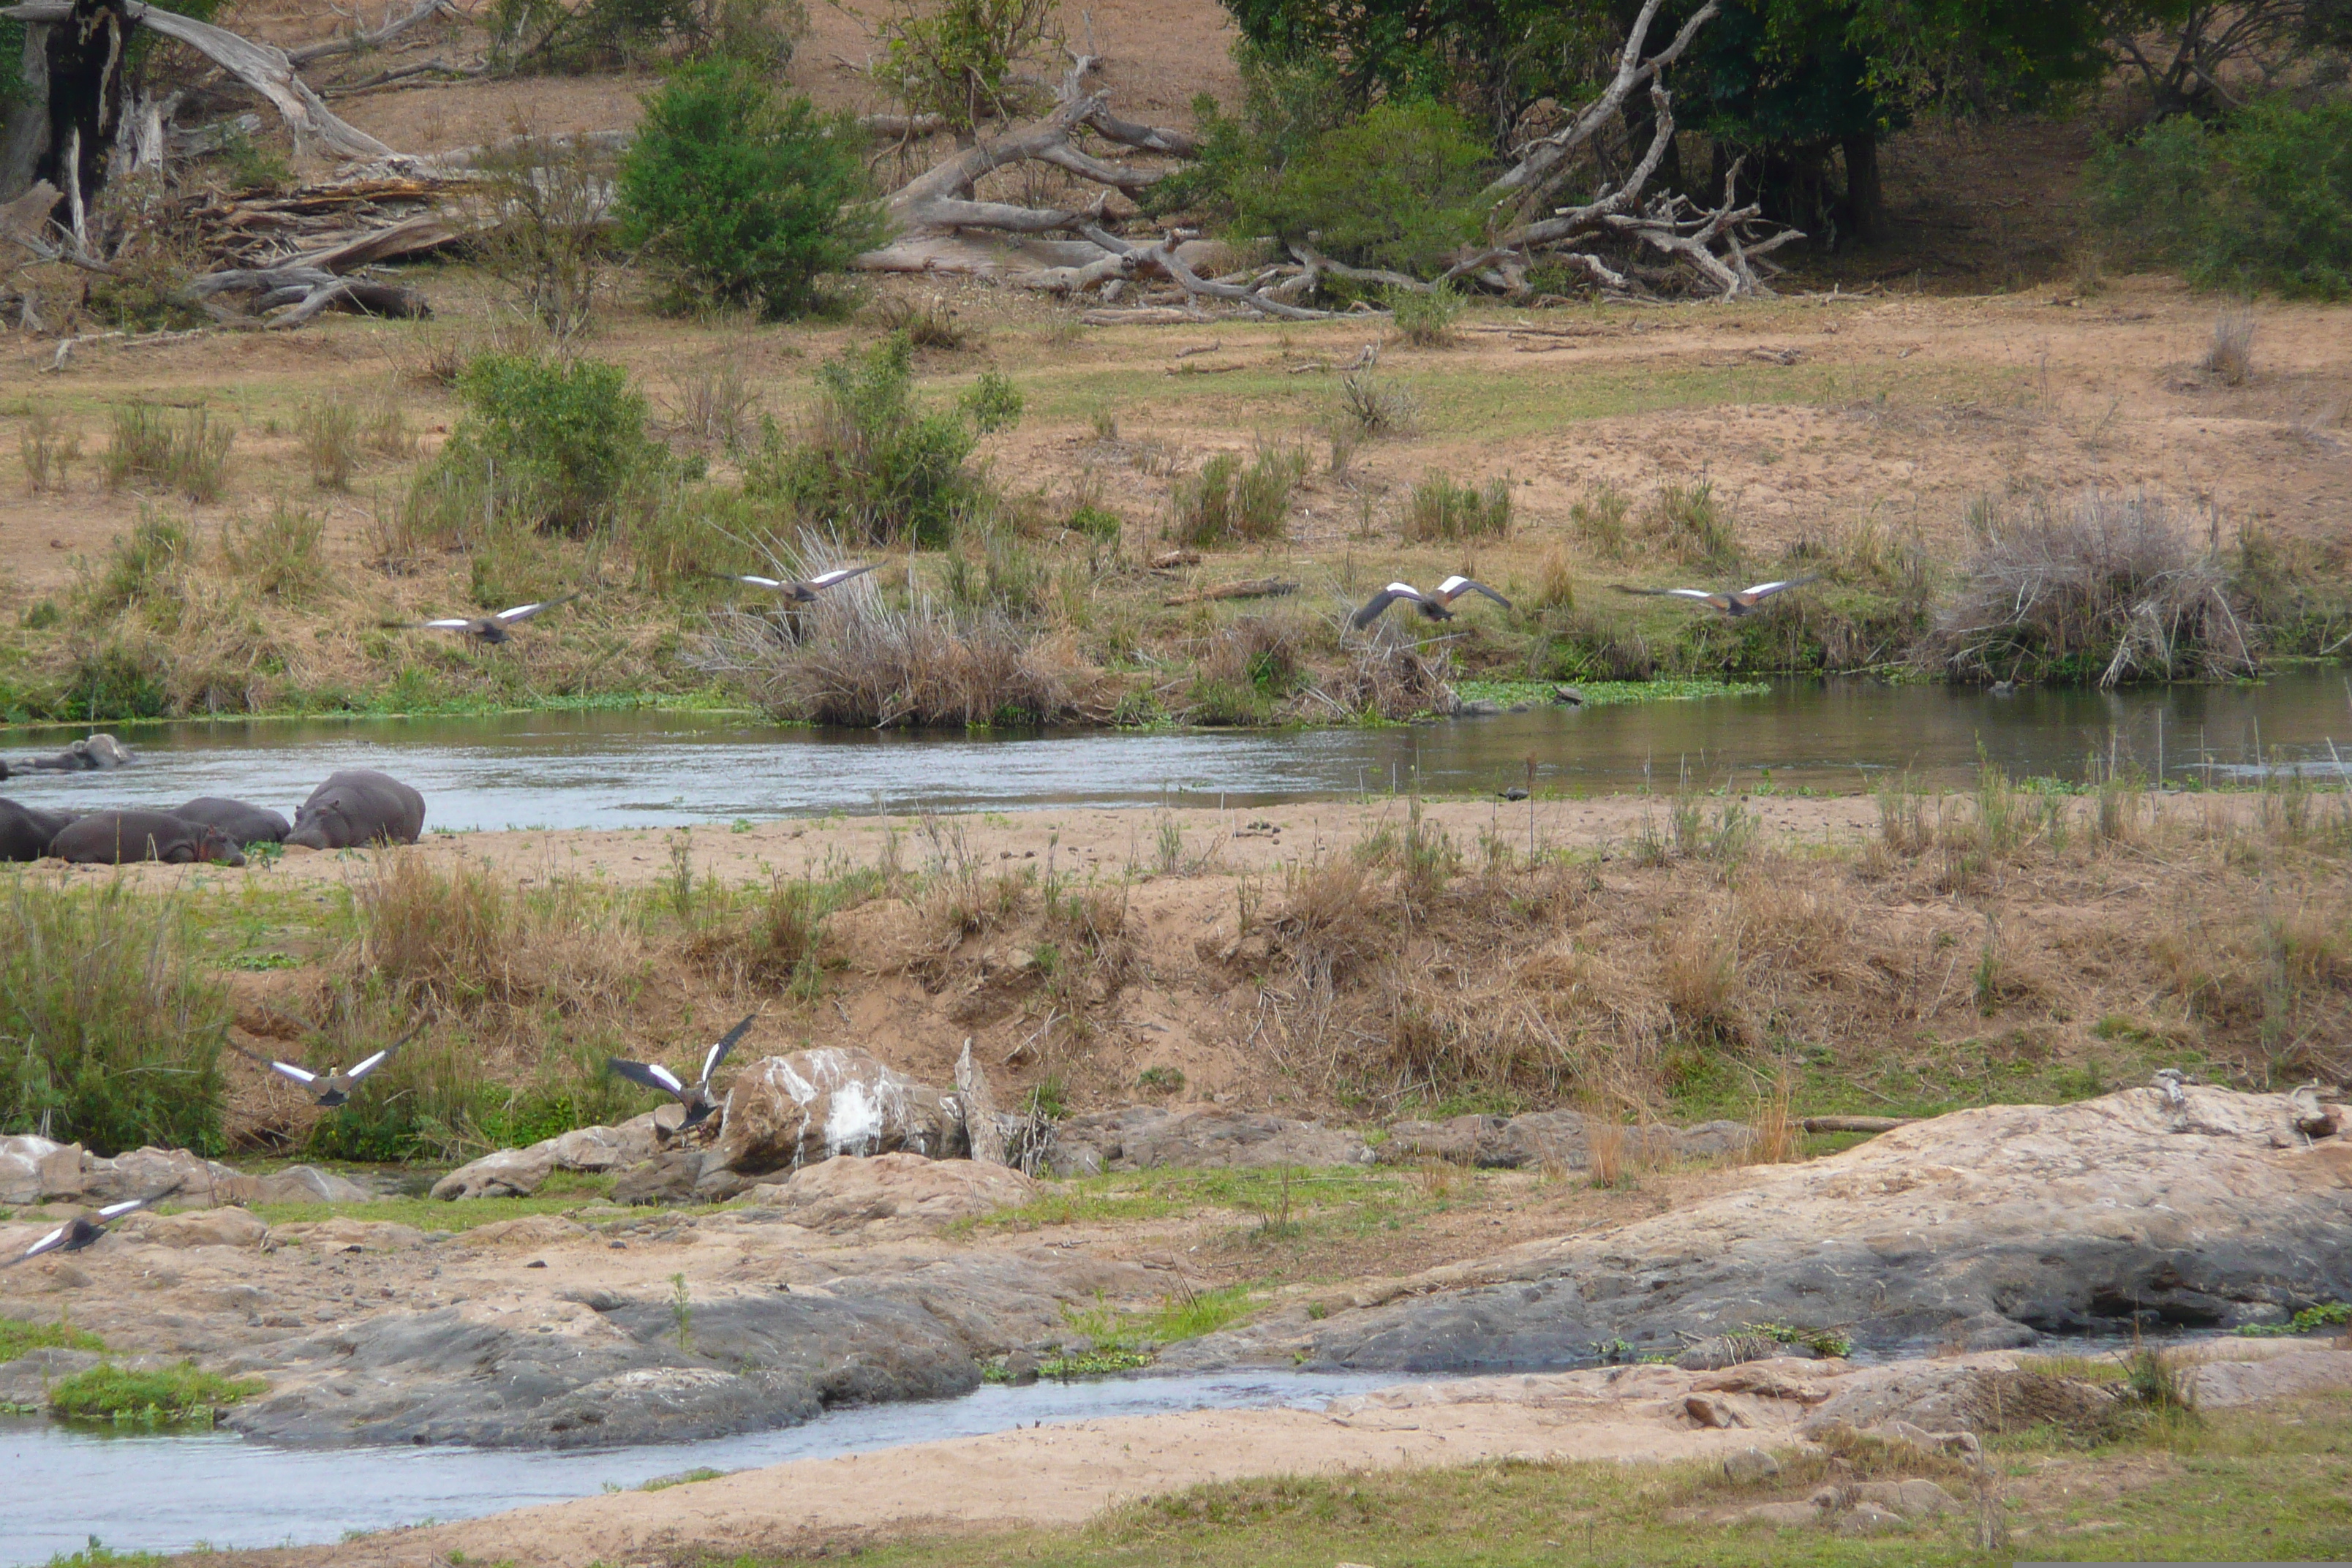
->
[[3, 669, 2347, 832], [4, 1369, 1421, 1565]]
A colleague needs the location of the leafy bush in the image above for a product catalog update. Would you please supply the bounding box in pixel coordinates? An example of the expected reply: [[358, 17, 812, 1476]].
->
[[2089, 95, 2352, 298], [1403, 472, 1511, 541], [48, 1362, 265, 1428], [1389, 281, 1463, 345], [1142, 42, 1347, 223], [81, 510, 192, 615], [221, 497, 330, 603], [442, 353, 658, 533], [745, 335, 1019, 547], [0, 881, 230, 1157], [617, 61, 889, 318], [1171, 445, 1308, 547], [874, 0, 1059, 134], [1239, 99, 1492, 275]]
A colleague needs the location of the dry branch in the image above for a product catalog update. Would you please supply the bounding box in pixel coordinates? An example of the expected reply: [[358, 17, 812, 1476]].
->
[[287, 0, 453, 66]]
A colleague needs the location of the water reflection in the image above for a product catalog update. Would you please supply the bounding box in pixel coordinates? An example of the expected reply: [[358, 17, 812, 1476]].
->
[[1, 668, 2345, 834]]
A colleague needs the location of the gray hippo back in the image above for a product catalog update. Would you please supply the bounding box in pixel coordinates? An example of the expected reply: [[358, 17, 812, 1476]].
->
[[50, 810, 247, 867], [0, 799, 78, 861], [176, 796, 292, 847], [285, 770, 426, 849]]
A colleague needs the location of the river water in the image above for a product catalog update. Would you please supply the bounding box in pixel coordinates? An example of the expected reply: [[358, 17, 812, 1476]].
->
[[3, 1369, 1420, 1565], [2, 670, 2346, 834]]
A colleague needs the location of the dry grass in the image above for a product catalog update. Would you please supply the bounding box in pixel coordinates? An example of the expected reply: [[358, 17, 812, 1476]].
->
[[2204, 308, 2255, 386], [1401, 473, 1512, 542], [102, 403, 233, 502]]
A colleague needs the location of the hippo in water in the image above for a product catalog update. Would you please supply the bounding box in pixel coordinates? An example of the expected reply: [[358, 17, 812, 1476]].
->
[[0, 799, 78, 861], [50, 810, 247, 867], [0, 734, 137, 777], [284, 770, 426, 850], [174, 797, 291, 848]]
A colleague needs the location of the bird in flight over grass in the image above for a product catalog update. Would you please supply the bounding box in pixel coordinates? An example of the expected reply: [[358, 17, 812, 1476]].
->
[[708, 565, 875, 604], [1350, 576, 1512, 629], [1611, 576, 1820, 617], [257, 1023, 425, 1108], [607, 1013, 757, 1128], [383, 594, 581, 644], [4, 1186, 179, 1267]]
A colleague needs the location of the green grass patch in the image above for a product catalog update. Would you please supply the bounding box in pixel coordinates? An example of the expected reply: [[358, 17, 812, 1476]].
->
[[640, 1466, 730, 1491], [2239, 1301, 2351, 1338], [39, 1545, 168, 1568], [47, 1362, 265, 1428], [810, 1394, 2352, 1568], [0, 1316, 105, 1363]]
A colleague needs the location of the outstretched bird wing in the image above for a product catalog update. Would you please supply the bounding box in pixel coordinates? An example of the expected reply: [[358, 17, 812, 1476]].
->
[[1612, 585, 1719, 603], [383, 618, 478, 630], [346, 1022, 428, 1086], [700, 1014, 758, 1089], [807, 565, 875, 592], [712, 573, 788, 589], [268, 1060, 320, 1086], [1740, 576, 1820, 600], [1436, 576, 1512, 608], [6, 1224, 71, 1266], [608, 1058, 688, 1100], [1350, 584, 1424, 629], [494, 594, 580, 625]]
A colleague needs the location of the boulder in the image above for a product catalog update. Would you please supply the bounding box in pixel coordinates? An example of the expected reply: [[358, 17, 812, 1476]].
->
[[429, 1115, 667, 1201], [748, 1152, 1040, 1232], [546, 1115, 661, 1172], [122, 1207, 268, 1249], [1852, 1480, 1958, 1520], [0, 1346, 102, 1406], [0, 1135, 67, 1205], [1053, 1107, 1372, 1174], [1302, 1087, 2352, 1371], [712, 1049, 961, 1177], [614, 1150, 704, 1205], [431, 1145, 555, 1202]]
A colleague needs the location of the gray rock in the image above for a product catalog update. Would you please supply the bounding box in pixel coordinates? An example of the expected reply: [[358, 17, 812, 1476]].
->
[[1733, 1501, 1821, 1529], [613, 1150, 704, 1205], [1003, 1348, 1039, 1386], [714, 1049, 961, 1177], [1854, 1480, 1958, 1520], [0, 1347, 102, 1406], [1721, 1447, 1782, 1483], [1834, 1503, 1906, 1536], [1297, 1088, 2352, 1371], [431, 1145, 555, 1202], [1054, 1107, 1371, 1173]]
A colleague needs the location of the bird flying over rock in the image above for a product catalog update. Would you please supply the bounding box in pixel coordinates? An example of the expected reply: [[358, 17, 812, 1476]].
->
[[1610, 576, 1820, 617], [1350, 575, 1512, 629], [708, 565, 875, 604], [3, 1186, 178, 1267], [607, 1013, 756, 1128], [383, 594, 581, 644]]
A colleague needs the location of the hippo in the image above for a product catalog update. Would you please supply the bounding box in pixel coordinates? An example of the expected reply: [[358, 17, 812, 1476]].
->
[[49, 810, 247, 867], [174, 796, 291, 848], [4, 734, 137, 774], [284, 769, 426, 850], [0, 798, 78, 862]]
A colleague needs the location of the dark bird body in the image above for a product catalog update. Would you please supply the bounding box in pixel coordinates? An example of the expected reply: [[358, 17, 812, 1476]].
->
[[1350, 575, 1512, 629], [708, 565, 875, 604], [607, 1014, 755, 1128], [1611, 576, 1820, 617], [384, 595, 579, 644], [4, 1188, 177, 1267]]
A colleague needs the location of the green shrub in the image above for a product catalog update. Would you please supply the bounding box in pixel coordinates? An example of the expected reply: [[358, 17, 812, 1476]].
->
[[48, 1362, 265, 1428], [2090, 96, 2352, 298], [745, 335, 1018, 546], [616, 61, 888, 318], [1389, 282, 1463, 346], [81, 510, 192, 615], [1141, 42, 1347, 224], [221, 497, 330, 603], [58, 638, 173, 720], [441, 353, 657, 534], [101, 404, 233, 501], [874, 0, 1059, 135], [1402, 472, 1511, 541], [1240, 99, 1491, 275], [1171, 445, 1307, 547], [0, 881, 230, 1157], [1642, 478, 1739, 568]]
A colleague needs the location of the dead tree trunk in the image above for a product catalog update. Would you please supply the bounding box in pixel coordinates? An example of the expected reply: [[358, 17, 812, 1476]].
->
[[36, 0, 127, 242]]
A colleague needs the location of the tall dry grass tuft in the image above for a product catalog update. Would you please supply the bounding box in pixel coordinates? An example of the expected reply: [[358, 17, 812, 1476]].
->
[[1744, 1071, 1798, 1164], [103, 403, 233, 502], [1640, 477, 1739, 568], [1933, 491, 2256, 686], [2204, 308, 2255, 386]]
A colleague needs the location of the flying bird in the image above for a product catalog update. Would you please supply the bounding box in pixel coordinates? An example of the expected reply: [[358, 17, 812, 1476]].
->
[[707, 565, 875, 604], [606, 1013, 756, 1128], [1349, 575, 1512, 630], [260, 1024, 425, 1108], [3, 1187, 178, 1267], [382, 594, 581, 644], [1610, 576, 1820, 617]]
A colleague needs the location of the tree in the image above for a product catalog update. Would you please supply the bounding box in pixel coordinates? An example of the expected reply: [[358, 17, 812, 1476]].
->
[[614, 61, 890, 317]]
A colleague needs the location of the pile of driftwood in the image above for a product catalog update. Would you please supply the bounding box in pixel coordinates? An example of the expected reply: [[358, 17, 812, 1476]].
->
[[0, 0, 1790, 338]]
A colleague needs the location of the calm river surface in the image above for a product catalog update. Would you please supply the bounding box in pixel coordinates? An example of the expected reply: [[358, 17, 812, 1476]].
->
[[2, 669, 2346, 833], [3, 1369, 1418, 1565]]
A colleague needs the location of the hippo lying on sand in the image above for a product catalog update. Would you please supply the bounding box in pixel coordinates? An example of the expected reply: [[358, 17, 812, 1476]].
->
[[176, 797, 291, 847], [50, 810, 247, 867], [0, 734, 135, 777], [0, 799, 78, 861], [285, 770, 426, 849]]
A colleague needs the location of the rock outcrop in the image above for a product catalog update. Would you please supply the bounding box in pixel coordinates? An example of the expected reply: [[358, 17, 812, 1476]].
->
[[749, 1151, 1039, 1232], [1290, 1088, 2352, 1371], [712, 1049, 963, 1176], [1374, 1109, 1754, 1169], [0, 1137, 370, 1208], [431, 1115, 663, 1200], [1050, 1107, 1373, 1175]]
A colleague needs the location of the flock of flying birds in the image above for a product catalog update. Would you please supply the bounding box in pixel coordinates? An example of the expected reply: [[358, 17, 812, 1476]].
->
[[380, 559, 1818, 647], [2, 1015, 761, 1267]]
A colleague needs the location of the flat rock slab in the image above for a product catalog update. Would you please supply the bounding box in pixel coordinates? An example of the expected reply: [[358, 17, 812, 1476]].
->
[[749, 1152, 1039, 1231], [1292, 1087, 2352, 1371], [1052, 1107, 1371, 1173]]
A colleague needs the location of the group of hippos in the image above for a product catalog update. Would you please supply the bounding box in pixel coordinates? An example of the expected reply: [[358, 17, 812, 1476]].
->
[[0, 761, 428, 867]]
